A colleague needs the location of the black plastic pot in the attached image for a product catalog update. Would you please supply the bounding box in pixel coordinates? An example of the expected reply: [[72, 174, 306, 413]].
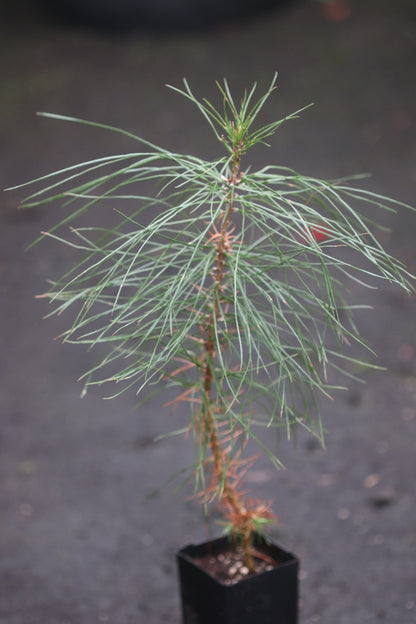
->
[[177, 534, 299, 624]]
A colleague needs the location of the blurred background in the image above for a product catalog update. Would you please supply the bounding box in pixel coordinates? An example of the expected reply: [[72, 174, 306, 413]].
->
[[1, 1, 416, 622]]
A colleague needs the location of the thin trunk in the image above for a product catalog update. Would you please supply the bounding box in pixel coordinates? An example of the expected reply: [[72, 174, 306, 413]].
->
[[200, 148, 256, 574]]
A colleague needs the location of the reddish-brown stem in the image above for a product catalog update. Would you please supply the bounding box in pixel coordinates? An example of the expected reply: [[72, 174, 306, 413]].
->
[[200, 148, 256, 574]]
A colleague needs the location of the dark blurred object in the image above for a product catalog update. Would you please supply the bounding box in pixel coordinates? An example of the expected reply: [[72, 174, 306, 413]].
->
[[37, 0, 298, 30]]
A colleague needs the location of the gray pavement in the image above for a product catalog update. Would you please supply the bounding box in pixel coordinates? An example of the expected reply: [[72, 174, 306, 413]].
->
[[1, 1, 416, 622]]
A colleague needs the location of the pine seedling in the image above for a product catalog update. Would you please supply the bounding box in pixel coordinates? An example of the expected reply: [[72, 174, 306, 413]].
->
[[10, 75, 414, 571]]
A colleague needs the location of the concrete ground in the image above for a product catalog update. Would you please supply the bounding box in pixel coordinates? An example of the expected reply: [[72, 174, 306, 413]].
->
[[1, 1, 416, 622]]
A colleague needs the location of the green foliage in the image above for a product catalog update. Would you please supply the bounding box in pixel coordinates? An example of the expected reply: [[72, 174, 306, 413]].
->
[[10, 75, 415, 540]]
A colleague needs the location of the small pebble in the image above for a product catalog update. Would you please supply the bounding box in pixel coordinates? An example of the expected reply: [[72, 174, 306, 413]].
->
[[337, 507, 350, 520], [240, 566, 249, 575], [317, 474, 334, 487], [363, 473, 380, 488]]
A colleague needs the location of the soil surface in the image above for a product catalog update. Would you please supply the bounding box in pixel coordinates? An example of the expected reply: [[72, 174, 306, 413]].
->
[[1, 1, 416, 623], [187, 538, 282, 584]]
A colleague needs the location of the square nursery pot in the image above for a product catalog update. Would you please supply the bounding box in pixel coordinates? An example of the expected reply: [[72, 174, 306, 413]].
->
[[177, 534, 299, 624]]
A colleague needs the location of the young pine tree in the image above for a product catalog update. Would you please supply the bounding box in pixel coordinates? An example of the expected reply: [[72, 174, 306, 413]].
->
[[10, 75, 414, 571]]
